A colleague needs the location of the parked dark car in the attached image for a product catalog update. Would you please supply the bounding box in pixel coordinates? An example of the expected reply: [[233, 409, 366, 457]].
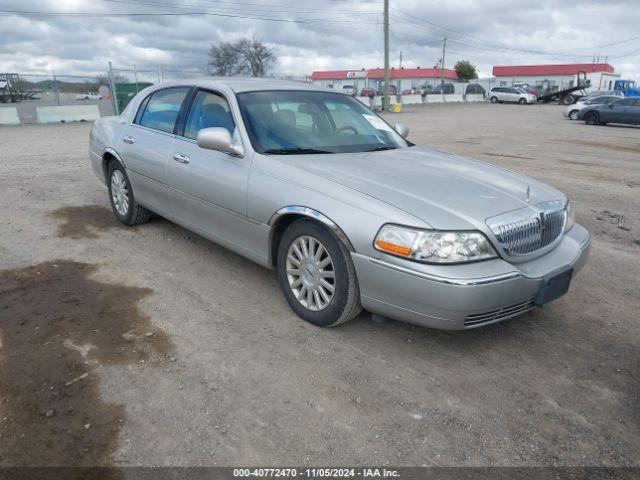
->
[[465, 84, 486, 96], [359, 87, 376, 97], [428, 83, 455, 95], [376, 85, 397, 96], [578, 97, 640, 126]]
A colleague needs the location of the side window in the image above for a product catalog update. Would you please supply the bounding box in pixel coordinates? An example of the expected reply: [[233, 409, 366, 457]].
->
[[617, 98, 635, 106], [137, 87, 189, 134], [134, 95, 151, 124], [184, 90, 235, 140]]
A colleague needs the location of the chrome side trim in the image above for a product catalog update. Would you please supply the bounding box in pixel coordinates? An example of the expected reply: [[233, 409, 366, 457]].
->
[[268, 206, 355, 252], [368, 257, 523, 286]]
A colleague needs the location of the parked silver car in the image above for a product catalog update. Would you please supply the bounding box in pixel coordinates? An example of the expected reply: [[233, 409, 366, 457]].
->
[[89, 79, 590, 330], [489, 86, 537, 104], [582, 90, 624, 100], [564, 95, 623, 120]]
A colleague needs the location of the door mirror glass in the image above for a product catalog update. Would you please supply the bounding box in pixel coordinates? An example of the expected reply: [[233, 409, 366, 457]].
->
[[394, 123, 409, 138], [197, 127, 244, 157]]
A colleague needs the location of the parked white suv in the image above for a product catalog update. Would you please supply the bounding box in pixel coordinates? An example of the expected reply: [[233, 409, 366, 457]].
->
[[490, 87, 537, 105]]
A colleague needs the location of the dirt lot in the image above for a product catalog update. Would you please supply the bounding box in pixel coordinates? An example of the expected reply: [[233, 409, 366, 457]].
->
[[0, 103, 638, 467]]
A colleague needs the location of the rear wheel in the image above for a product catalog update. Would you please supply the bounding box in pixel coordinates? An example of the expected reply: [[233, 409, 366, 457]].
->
[[276, 219, 361, 327], [107, 161, 151, 226], [490, 96, 498, 103], [562, 95, 575, 105], [569, 110, 579, 120], [584, 112, 600, 126]]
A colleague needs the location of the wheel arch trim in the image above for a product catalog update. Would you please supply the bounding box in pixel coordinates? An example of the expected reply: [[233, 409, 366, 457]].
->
[[268, 206, 355, 253], [103, 147, 127, 168]]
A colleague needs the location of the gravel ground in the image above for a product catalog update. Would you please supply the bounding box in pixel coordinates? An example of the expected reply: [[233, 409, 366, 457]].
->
[[0, 103, 638, 467]]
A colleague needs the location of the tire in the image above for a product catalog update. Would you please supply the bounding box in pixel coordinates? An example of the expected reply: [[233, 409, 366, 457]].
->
[[107, 161, 151, 226], [561, 95, 574, 105], [518, 98, 526, 105], [276, 219, 361, 327], [569, 110, 579, 120], [584, 112, 600, 126], [490, 96, 498, 103]]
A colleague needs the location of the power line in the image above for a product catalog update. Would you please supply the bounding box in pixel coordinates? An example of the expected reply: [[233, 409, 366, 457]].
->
[[0, 8, 381, 25], [99, 0, 381, 16], [390, 12, 594, 59]]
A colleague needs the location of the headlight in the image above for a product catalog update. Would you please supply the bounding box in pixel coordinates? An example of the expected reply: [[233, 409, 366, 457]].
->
[[374, 225, 497, 264], [565, 200, 575, 232]]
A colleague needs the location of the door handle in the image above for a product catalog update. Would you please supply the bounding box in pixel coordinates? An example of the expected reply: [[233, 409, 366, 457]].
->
[[173, 153, 190, 164], [123, 136, 135, 144]]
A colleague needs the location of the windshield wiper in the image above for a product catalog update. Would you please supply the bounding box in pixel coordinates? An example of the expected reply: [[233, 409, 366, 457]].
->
[[263, 147, 333, 155], [366, 145, 398, 151]]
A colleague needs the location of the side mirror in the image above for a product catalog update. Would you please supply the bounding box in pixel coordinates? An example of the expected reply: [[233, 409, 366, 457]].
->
[[196, 127, 244, 157], [394, 123, 409, 138]]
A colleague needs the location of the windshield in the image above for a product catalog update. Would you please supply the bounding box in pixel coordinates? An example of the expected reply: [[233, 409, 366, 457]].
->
[[236, 90, 409, 154]]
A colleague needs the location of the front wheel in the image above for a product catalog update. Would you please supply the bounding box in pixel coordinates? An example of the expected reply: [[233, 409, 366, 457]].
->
[[569, 110, 579, 120], [277, 219, 361, 327], [518, 98, 527, 105], [584, 112, 600, 126], [490, 96, 498, 103], [107, 162, 151, 225]]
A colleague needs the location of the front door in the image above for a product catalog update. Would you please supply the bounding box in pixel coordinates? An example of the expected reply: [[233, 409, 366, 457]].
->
[[166, 89, 252, 245]]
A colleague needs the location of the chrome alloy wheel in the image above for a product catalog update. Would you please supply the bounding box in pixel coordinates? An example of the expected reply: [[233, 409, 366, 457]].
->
[[286, 235, 336, 311], [110, 169, 130, 216]]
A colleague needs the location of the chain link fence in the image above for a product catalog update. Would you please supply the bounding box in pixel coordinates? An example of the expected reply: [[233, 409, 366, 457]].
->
[[106, 65, 209, 115], [1, 65, 500, 125], [0, 72, 114, 124]]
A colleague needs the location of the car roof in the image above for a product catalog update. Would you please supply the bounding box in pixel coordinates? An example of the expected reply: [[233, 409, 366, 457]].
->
[[153, 77, 334, 94], [587, 95, 622, 100]]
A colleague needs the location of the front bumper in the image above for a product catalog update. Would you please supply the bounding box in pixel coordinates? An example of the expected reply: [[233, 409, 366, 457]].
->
[[351, 224, 591, 330]]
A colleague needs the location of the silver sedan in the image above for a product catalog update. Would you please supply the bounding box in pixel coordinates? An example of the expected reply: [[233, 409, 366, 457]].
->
[[564, 95, 624, 120], [89, 79, 590, 330]]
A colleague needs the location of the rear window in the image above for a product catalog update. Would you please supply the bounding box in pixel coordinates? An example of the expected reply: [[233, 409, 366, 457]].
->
[[136, 87, 190, 134]]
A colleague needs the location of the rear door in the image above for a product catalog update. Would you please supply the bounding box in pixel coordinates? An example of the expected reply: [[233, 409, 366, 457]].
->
[[117, 86, 190, 214]]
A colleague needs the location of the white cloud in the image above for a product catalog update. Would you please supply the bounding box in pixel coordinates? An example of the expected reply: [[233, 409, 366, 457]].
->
[[0, 0, 637, 80]]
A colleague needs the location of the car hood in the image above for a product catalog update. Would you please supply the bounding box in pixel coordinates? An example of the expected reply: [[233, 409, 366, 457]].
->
[[273, 146, 564, 230]]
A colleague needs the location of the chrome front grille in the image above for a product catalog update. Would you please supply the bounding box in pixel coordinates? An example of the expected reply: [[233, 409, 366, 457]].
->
[[487, 201, 567, 255], [465, 299, 536, 327]]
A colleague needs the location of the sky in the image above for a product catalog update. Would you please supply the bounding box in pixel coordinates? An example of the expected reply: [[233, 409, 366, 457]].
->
[[0, 0, 639, 81]]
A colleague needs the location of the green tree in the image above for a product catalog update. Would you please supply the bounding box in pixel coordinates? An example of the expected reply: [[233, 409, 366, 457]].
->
[[454, 60, 478, 81]]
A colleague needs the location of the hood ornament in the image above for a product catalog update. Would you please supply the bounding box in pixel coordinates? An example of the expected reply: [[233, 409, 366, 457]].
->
[[525, 185, 531, 203]]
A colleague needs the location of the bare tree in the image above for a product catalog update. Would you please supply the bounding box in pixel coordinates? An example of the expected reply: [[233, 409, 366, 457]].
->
[[208, 41, 243, 76], [208, 37, 276, 77], [236, 38, 276, 77]]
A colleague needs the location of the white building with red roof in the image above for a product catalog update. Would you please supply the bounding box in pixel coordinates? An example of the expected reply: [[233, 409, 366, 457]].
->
[[492, 63, 620, 92], [309, 67, 459, 94]]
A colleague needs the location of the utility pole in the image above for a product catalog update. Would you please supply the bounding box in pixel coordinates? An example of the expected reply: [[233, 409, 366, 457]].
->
[[398, 49, 403, 69], [383, 0, 390, 111], [440, 36, 446, 102]]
